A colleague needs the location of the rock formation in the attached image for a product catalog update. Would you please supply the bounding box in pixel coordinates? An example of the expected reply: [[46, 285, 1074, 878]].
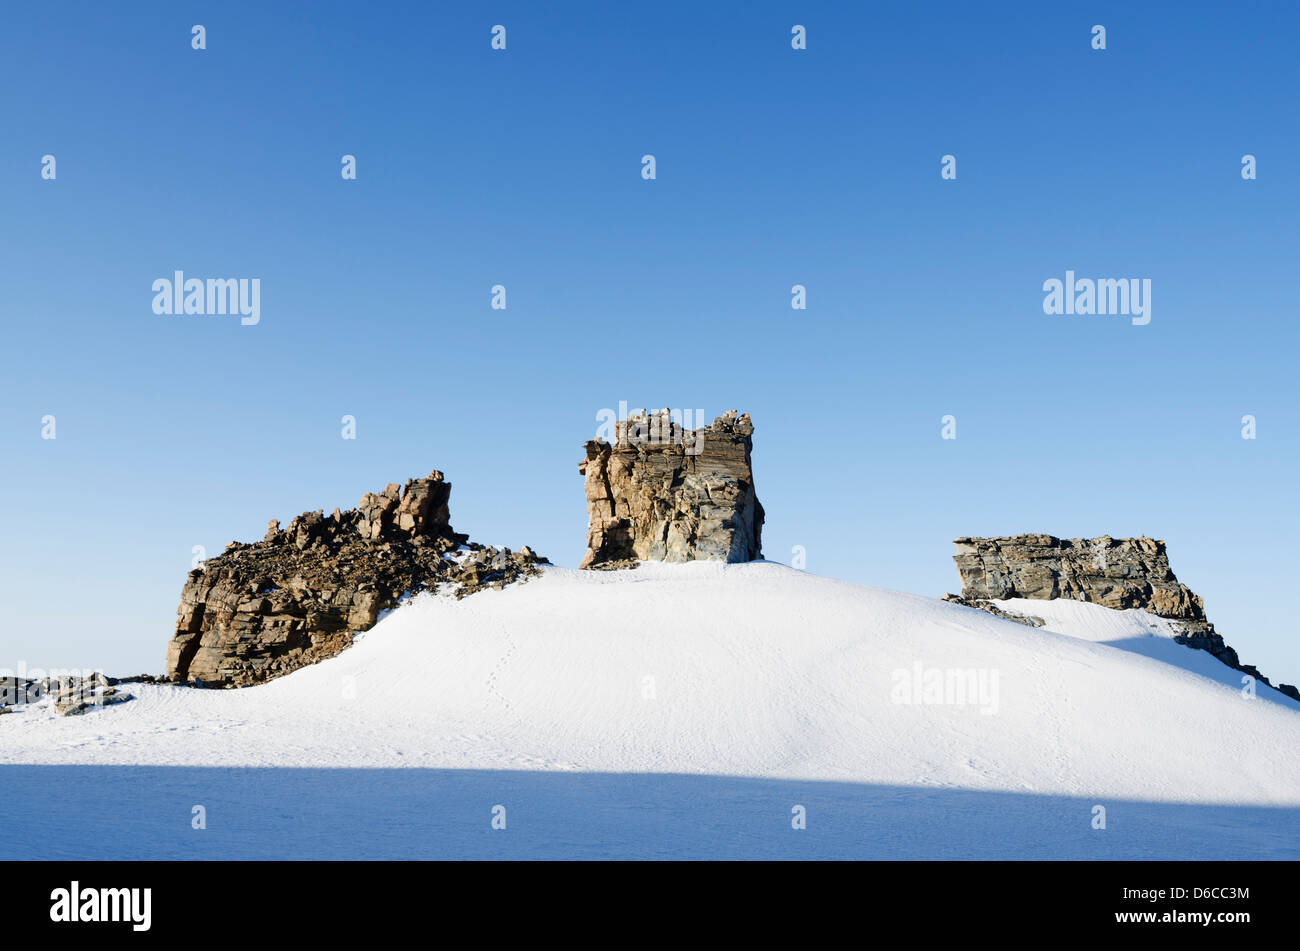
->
[[578, 409, 764, 568], [0, 672, 156, 717], [164, 470, 546, 687], [950, 534, 1298, 701], [940, 593, 1045, 628], [954, 535, 1206, 619]]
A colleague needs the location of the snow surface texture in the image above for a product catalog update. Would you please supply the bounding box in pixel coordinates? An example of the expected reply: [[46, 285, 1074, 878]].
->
[[3, 562, 1298, 859]]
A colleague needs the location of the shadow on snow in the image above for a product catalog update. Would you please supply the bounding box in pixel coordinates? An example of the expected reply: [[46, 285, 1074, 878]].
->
[[3, 765, 1296, 860]]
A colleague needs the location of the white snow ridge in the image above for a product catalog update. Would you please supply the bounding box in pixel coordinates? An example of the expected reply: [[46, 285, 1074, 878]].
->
[[3, 562, 1298, 859]]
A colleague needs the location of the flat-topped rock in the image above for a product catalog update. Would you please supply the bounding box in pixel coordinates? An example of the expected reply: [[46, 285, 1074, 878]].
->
[[950, 534, 1298, 702], [954, 534, 1204, 619]]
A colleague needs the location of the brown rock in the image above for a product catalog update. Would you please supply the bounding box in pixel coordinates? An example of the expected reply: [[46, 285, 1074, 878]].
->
[[164, 471, 546, 687], [578, 409, 764, 568], [951, 534, 1296, 701]]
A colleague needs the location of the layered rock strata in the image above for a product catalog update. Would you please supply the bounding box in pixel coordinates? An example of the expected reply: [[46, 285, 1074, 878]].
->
[[164, 470, 545, 687], [578, 409, 764, 568], [950, 534, 1298, 701]]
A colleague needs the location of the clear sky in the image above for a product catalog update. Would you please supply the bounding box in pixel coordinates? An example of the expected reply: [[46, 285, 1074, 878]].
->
[[2, 1, 1297, 685]]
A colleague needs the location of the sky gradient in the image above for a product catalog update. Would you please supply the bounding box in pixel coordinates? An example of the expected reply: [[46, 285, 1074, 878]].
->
[[2, 1, 1298, 684]]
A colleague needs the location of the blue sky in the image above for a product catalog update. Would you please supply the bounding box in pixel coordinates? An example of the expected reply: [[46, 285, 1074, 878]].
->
[[2, 1, 1298, 684]]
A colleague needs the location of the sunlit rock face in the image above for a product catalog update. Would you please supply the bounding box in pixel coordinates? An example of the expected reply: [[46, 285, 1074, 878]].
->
[[165, 471, 545, 686], [578, 410, 764, 569]]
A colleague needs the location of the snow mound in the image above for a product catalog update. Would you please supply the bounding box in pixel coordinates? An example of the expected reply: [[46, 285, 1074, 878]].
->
[[3, 562, 1298, 858]]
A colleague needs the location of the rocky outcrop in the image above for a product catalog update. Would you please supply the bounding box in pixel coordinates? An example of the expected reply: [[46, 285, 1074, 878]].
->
[[165, 470, 546, 687], [578, 410, 764, 568], [950, 534, 1299, 701], [53, 678, 134, 717], [0, 672, 152, 716], [954, 535, 1205, 620], [941, 593, 1045, 628]]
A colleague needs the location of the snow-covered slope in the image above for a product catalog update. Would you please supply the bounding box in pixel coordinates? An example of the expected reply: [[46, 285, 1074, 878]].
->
[[3, 562, 1298, 859]]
